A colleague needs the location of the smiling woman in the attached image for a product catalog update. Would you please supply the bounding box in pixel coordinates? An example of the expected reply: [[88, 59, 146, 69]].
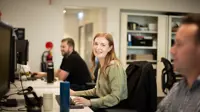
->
[[70, 33, 128, 110]]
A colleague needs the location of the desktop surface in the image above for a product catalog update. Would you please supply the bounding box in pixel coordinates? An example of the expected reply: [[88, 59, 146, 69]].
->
[[3, 79, 93, 112]]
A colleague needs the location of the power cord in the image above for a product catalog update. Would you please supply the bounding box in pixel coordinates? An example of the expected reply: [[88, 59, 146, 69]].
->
[[11, 83, 20, 91], [18, 65, 26, 102], [0, 106, 27, 111], [2, 93, 18, 99], [3, 81, 21, 99], [0, 107, 17, 111]]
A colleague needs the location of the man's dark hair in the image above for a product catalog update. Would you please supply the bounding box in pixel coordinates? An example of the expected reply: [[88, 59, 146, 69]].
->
[[182, 14, 200, 43], [61, 38, 75, 49]]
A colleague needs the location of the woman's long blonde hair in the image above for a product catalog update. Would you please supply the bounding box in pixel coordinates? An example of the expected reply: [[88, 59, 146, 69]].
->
[[91, 33, 119, 79]]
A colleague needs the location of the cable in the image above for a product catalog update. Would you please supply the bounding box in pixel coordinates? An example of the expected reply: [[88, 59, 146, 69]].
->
[[19, 65, 25, 95], [11, 83, 20, 90], [18, 65, 27, 110], [0, 107, 17, 111], [0, 106, 27, 111], [2, 92, 18, 99], [2, 80, 20, 101]]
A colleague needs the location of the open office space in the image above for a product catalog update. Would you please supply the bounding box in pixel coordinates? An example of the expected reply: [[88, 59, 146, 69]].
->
[[0, 0, 200, 112]]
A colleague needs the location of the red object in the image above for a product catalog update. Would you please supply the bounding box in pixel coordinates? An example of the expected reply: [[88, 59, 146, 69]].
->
[[47, 52, 52, 61], [45, 41, 53, 49]]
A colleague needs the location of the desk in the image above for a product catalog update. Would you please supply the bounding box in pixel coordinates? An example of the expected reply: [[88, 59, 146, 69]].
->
[[3, 79, 93, 112], [11, 79, 61, 95]]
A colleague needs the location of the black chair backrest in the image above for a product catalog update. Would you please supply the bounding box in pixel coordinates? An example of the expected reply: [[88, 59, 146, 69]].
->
[[161, 57, 176, 95], [125, 61, 157, 112]]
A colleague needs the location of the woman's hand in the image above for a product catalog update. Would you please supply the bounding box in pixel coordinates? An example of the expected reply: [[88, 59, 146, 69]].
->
[[70, 89, 76, 96], [73, 97, 91, 106]]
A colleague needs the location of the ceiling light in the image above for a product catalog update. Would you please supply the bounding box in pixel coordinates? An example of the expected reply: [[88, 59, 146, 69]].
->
[[63, 10, 66, 13], [77, 11, 84, 20]]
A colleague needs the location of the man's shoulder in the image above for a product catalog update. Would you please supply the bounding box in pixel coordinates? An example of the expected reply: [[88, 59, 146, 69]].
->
[[64, 51, 81, 59], [168, 81, 182, 95], [70, 51, 81, 58]]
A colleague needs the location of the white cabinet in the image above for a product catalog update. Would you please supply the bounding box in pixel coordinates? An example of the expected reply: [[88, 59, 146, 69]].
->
[[120, 12, 168, 96], [167, 16, 183, 64]]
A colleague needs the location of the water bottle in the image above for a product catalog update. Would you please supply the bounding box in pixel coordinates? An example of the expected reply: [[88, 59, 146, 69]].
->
[[46, 51, 54, 83], [60, 82, 70, 112]]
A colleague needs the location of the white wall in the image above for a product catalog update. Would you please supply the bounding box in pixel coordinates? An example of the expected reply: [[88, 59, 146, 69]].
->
[[98, 9, 107, 33], [64, 13, 79, 51], [79, 8, 107, 36], [1, 0, 200, 96], [87, 9, 107, 35], [0, 0, 64, 71]]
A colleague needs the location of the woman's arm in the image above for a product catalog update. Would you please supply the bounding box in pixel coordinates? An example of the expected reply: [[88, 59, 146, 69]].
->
[[73, 88, 97, 97]]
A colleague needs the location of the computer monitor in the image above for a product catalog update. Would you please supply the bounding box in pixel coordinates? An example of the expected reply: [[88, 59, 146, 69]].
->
[[0, 21, 14, 99], [14, 28, 25, 40], [10, 31, 16, 83], [16, 40, 29, 65]]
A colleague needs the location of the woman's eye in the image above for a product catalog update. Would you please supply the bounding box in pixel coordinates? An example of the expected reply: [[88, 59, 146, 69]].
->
[[94, 43, 98, 45]]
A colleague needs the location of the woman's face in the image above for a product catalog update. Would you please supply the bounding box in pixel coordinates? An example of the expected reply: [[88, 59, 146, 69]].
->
[[93, 37, 112, 59]]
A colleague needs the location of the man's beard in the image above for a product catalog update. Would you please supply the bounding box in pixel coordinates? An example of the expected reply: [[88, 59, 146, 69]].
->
[[62, 51, 70, 57]]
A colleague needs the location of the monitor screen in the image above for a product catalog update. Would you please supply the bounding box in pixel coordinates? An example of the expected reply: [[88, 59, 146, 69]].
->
[[0, 21, 13, 99], [16, 40, 29, 65]]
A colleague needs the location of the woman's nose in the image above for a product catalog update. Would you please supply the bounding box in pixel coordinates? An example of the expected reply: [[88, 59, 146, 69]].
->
[[96, 45, 101, 50]]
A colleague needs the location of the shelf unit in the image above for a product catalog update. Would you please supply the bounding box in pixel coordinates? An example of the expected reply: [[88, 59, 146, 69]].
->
[[120, 12, 168, 96], [120, 12, 167, 67], [168, 16, 183, 63], [127, 46, 157, 49], [126, 60, 157, 63], [127, 30, 158, 34]]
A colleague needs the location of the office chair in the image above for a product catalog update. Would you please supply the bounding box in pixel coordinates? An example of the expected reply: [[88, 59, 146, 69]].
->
[[161, 57, 176, 95]]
